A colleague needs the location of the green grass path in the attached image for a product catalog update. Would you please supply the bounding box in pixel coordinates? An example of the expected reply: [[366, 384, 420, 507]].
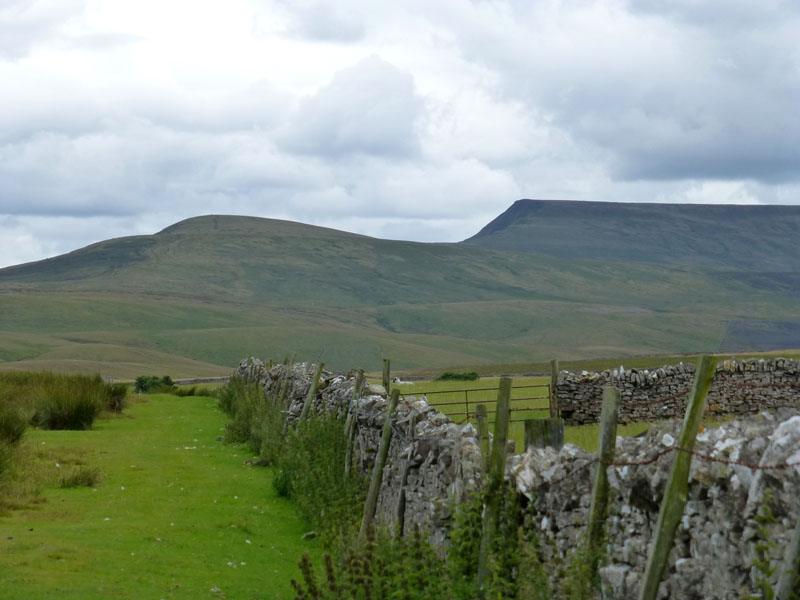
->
[[1, 395, 320, 599]]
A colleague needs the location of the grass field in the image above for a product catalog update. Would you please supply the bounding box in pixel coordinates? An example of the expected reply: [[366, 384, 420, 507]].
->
[[0, 394, 320, 599]]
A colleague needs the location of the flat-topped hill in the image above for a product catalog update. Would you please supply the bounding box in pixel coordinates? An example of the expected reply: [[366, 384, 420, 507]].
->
[[464, 199, 800, 270]]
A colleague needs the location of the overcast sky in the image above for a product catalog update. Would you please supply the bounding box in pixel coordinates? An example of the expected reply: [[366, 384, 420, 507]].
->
[[1, 0, 799, 268]]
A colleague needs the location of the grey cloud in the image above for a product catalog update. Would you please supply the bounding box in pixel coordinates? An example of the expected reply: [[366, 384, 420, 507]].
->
[[445, 1, 800, 184], [626, 0, 800, 28], [273, 0, 365, 42], [0, 119, 335, 220], [278, 56, 421, 158]]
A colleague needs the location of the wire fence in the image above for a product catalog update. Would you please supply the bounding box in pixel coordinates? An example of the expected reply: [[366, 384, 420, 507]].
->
[[400, 383, 551, 425]]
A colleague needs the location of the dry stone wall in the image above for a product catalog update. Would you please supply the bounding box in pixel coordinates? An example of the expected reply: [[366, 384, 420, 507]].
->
[[236, 358, 800, 599], [235, 359, 483, 547], [512, 408, 800, 599], [558, 358, 800, 424]]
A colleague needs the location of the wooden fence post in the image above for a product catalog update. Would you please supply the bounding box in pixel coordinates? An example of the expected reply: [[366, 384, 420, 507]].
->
[[776, 516, 800, 600], [477, 377, 513, 593], [550, 359, 560, 418], [344, 369, 365, 476], [587, 386, 620, 576], [382, 358, 391, 396], [476, 404, 490, 473], [279, 359, 295, 435], [524, 418, 564, 450], [394, 412, 417, 539], [298, 362, 325, 421], [639, 355, 717, 600], [358, 388, 400, 546]]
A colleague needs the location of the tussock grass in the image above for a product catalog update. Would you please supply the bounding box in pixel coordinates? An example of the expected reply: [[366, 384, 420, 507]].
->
[[0, 371, 124, 431]]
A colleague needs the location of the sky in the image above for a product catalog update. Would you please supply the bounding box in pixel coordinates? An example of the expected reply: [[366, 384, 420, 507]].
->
[[1, 0, 799, 268]]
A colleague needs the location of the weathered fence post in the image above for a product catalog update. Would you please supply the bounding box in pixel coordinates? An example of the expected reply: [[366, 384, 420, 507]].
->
[[639, 355, 717, 600], [394, 411, 417, 539], [776, 516, 800, 600], [587, 386, 620, 576], [298, 362, 325, 421], [279, 359, 295, 435], [550, 358, 560, 418], [476, 404, 490, 473], [382, 359, 391, 396], [477, 377, 513, 594], [524, 418, 564, 450], [344, 369, 364, 476], [358, 388, 400, 546]]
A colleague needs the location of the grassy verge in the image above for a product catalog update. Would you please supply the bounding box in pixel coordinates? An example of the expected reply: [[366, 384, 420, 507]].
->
[[0, 394, 320, 599]]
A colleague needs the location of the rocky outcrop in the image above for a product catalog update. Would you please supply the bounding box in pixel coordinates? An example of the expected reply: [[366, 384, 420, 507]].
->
[[558, 358, 800, 424]]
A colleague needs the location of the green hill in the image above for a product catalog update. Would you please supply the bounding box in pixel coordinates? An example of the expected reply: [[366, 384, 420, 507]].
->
[[464, 199, 800, 270], [1, 208, 798, 377]]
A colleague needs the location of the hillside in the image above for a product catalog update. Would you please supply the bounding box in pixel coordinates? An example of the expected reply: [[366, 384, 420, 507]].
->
[[464, 199, 800, 271], [1, 208, 799, 376]]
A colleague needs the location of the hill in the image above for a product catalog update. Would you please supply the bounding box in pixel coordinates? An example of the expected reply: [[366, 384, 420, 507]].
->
[[464, 199, 800, 270], [1, 207, 799, 376]]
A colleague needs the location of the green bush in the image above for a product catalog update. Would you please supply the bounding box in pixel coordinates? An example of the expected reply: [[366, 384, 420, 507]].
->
[[437, 370, 480, 381], [134, 375, 176, 394], [105, 383, 128, 412]]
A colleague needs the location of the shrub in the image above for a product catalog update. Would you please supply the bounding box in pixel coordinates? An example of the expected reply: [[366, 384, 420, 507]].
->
[[437, 370, 480, 381], [134, 375, 176, 394], [105, 383, 128, 412]]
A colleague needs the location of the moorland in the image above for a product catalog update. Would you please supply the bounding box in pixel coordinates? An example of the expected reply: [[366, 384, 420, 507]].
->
[[1, 199, 798, 377]]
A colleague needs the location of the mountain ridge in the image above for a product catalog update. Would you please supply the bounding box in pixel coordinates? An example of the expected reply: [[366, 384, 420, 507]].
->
[[1, 201, 798, 375]]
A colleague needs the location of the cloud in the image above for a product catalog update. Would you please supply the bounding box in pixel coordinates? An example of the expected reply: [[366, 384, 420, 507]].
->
[[441, 0, 800, 183], [272, 0, 366, 42], [1, 0, 800, 269], [279, 55, 421, 158], [0, 0, 84, 59]]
